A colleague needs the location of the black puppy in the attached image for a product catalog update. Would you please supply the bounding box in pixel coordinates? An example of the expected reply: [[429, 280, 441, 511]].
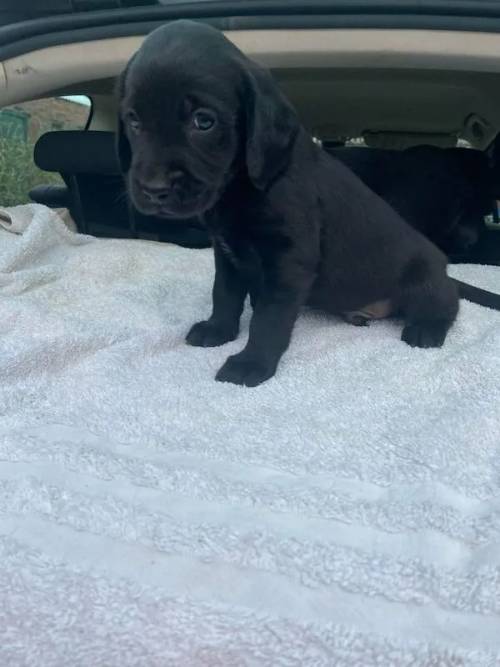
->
[[117, 20, 500, 386], [329, 144, 495, 261]]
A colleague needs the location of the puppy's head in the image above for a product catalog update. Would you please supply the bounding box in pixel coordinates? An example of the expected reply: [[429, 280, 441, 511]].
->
[[117, 20, 299, 219]]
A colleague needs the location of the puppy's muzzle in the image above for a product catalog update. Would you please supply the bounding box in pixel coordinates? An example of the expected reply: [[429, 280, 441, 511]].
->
[[137, 170, 185, 205]]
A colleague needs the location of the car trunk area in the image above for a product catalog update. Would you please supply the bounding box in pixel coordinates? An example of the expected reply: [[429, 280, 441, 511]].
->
[[2, 11, 500, 664]]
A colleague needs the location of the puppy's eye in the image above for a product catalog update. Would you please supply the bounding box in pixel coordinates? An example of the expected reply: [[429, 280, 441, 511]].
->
[[193, 111, 215, 131], [127, 112, 142, 134]]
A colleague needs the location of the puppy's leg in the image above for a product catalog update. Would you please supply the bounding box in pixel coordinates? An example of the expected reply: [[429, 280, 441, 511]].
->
[[400, 274, 459, 348], [216, 269, 313, 387], [186, 243, 247, 347], [216, 297, 300, 386], [249, 288, 259, 310]]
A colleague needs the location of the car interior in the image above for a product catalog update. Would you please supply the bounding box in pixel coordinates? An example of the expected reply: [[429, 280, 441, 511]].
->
[[3, 26, 500, 260], [3, 5, 500, 661]]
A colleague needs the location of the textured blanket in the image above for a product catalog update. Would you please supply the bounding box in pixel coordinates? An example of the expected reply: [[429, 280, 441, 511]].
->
[[1, 204, 500, 666]]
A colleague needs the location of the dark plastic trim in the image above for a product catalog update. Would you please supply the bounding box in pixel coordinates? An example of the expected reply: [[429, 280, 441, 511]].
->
[[83, 96, 94, 130]]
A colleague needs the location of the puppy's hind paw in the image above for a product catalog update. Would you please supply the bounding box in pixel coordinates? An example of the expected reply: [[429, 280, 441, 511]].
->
[[401, 321, 450, 348], [186, 320, 238, 347]]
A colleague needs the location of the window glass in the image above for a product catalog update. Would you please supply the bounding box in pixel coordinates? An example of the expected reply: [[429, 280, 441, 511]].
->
[[0, 95, 91, 206]]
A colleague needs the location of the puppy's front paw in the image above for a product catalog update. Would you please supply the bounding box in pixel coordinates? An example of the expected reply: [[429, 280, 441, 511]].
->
[[186, 320, 238, 347], [216, 353, 275, 387]]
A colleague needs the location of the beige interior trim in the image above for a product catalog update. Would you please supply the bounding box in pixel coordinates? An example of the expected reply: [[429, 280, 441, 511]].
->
[[89, 93, 119, 131], [5, 29, 500, 106], [0, 61, 7, 95], [1, 36, 140, 106]]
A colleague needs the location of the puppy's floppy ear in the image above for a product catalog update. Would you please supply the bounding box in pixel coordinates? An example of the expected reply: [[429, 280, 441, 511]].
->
[[115, 58, 135, 173], [243, 64, 299, 190]]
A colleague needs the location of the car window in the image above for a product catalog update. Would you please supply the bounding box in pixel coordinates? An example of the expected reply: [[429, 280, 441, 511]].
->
[[0, 95, 91, 207]]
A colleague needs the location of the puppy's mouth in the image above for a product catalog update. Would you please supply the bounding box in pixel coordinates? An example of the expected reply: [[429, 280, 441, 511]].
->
[[129, 177, 217, 220], [156, 191, 214, 219]]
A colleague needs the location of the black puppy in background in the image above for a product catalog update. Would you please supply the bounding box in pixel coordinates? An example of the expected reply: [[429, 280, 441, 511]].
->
[[117, 20, 500, 386], [329, 144, 495, 261]]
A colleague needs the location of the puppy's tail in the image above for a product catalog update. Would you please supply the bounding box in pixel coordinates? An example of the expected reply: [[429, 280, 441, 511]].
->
[[453, 278, 500, 311]]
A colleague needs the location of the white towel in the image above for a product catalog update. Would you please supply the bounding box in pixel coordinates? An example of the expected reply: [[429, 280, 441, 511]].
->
[[1, 204, 500, 666], [0, 202, 77, 235]]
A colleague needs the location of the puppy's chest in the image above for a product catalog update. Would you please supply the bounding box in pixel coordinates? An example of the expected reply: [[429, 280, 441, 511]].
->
[[216, 235, 239, 264], [214, 232, 260, 273]]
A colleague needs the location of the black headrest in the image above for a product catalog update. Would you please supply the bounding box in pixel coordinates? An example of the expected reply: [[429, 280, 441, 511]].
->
[[34, 131, 120, 175]]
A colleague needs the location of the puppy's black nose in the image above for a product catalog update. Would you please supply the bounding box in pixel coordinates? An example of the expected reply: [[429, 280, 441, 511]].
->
[[139, 171, 184, 204], [141, 184, 171, 204]]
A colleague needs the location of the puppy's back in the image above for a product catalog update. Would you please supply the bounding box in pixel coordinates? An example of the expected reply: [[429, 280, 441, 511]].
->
[[309, 144, 447, 312]]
